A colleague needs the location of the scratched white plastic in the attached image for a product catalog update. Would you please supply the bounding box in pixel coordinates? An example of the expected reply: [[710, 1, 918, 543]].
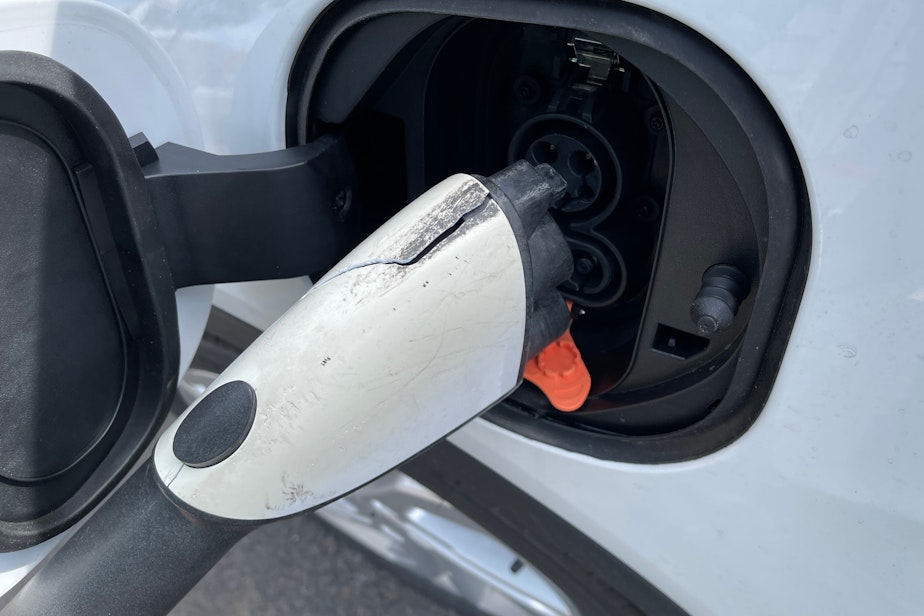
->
[[1, 1, 922, 614], [153, 175, 528, 520]]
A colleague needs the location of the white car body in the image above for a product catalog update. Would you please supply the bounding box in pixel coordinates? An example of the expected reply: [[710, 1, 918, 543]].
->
[[0, 1, 922, 614]]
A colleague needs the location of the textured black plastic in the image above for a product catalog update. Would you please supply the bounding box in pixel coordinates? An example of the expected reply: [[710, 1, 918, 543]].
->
[[0, 118, 124, 483], [482, 162, 573, 364], [690, 264, 751, 335], [173, 381, 257, 468], [141, 135, 358, 287], [525, 292, 572, 360], [485, 160, 567, 236], [0, 52, 178, 550], [1, 460, 252, 616], [527, 216, 574, 296]]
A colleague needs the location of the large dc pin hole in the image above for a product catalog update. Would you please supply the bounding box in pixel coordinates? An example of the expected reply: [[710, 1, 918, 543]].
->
[[509, 115, 619, 217], [568, 150, 595, 176], [568, 150, 599, 206], [529, 140, 559, 165], [560, 238, 627, 304], [510, 115, 627, 308]]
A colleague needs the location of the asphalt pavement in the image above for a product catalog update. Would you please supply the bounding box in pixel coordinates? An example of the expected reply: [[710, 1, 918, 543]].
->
[[170, 510, 461, 616]]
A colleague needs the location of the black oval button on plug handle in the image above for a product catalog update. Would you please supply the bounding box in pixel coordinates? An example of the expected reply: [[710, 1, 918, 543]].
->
[[173, 381, 257, 468]]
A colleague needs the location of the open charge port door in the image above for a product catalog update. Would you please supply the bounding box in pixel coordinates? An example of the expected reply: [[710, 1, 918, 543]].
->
[[0, 51, 359, 551]]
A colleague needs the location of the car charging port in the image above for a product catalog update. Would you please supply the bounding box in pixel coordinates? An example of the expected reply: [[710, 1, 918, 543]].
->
[[511, 116, 618, 218], [510, 114, 630, 307], [290, 3, 809, 460]]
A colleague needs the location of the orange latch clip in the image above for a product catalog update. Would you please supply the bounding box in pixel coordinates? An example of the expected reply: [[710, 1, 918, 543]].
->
[[523, 308, 591, 412]]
